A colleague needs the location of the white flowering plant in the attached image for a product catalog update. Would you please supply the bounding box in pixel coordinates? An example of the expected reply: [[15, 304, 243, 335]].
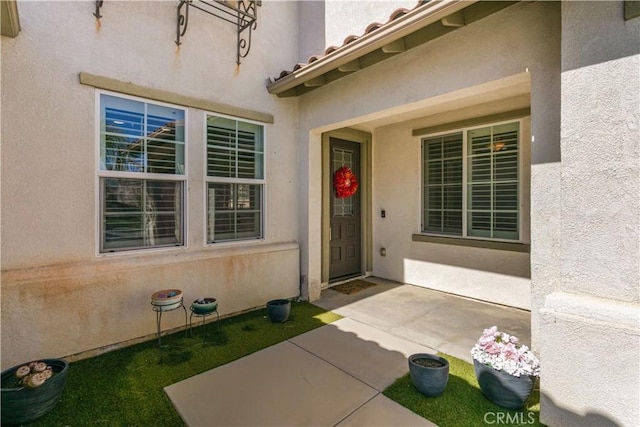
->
[[471, 326, 540, 378]]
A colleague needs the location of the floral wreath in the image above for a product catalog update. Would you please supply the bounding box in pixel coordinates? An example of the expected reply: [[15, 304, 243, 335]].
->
[[334, 166, 359, 198]]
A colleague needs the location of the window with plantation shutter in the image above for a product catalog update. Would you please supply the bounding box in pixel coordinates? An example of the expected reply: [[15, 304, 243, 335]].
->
[[206, 115, 264, 243], [422, 121, 521, 242], [98, 93, 186, 253], [423, 133, 463, 235]]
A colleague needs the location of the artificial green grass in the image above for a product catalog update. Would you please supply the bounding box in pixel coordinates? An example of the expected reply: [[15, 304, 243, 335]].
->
[[384, 353, 542, 427], [33, 302, 341, 426]]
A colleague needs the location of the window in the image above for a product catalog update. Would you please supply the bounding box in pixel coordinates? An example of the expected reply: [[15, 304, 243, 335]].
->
[[98, 93, 186, 252], [422, 121, 520, 241], [206, 115, 264, 242]]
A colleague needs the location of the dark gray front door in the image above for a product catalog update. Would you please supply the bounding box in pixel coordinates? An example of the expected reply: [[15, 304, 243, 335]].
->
[[329, 138, 361, 281]]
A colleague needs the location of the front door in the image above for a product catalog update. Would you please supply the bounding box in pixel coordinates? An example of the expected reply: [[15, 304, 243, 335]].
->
[[329, 138, 361, 281]]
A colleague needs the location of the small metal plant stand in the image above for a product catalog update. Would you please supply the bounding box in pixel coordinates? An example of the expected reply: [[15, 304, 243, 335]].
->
[[189, 306, 220, 337], [151, 290, 188, 347]]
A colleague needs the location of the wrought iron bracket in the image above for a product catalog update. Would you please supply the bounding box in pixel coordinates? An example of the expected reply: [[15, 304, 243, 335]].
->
[[176, 0, 261, 66], [93, 0, 104, 20]]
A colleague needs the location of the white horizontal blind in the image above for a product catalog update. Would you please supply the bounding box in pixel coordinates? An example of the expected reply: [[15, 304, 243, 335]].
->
[[422, 132, 463, 235], [99, 94, 186, 253], [206, 115, 264, 242], [102, 179, 183, 250]]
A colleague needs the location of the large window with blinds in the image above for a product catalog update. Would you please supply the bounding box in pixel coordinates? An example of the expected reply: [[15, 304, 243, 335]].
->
[[98, 93, 186, 253], [206, 115, 264, 243], [422, 121, 520, 241]]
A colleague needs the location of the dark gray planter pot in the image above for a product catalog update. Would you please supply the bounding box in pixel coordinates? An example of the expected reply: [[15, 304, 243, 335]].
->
[[408, 353, 449, 397], [473, 359, 535, 409], [266, 299, 291, 323], [1, 358, 69, 425]]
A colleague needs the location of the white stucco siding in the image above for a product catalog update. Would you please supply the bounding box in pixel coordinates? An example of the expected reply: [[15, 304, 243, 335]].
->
[[538, 2, 640, 425], [300, 2, 557, 131], [298, 1, 559, 309], [371, 119, 532, 310], [1, 1, 301, 368], [560, 55, 640, 303], [1, 243, 300, 367]]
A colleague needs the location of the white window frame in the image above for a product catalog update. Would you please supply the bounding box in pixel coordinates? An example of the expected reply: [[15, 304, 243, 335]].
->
[[95, 90, 188, 255], [421, 119, 523, 243], [204, 112, 266, 245]]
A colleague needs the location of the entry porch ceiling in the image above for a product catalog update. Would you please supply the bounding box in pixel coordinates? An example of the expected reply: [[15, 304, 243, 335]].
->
[[267, 0, 519, 98], [351, 73, 531, 132]]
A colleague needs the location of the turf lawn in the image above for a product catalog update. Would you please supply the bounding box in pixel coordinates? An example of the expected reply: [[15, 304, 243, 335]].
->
[[31, 302, 340, 426], [384, 353, 543, 427]]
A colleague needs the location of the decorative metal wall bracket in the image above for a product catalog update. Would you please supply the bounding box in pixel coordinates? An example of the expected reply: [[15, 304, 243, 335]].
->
[[176, 0, 261, 65], [94, 0, 104, 19]]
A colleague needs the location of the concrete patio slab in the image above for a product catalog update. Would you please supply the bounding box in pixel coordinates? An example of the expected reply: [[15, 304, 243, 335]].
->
[[290, 317, 436, 391], [165, 340, 378, 426], [314, 277, 531, 363], [165, 277, 531, 426], [335, 394, 437, 427]]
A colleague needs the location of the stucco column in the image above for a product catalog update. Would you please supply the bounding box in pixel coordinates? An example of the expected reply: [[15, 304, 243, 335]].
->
[[299, 130, 323, 302], [528, 1, 562, 352], [538, 2, 640, 426]]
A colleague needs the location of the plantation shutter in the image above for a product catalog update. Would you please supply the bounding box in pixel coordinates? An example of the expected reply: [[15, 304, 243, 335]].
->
[[206, 116, 264, 242], [99, 94, 185, 253], [422, 132, 463, 235], [467, 122, 519, 240]]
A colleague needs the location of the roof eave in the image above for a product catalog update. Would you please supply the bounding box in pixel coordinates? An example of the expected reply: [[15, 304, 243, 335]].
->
[[267, 0, 479, 97]]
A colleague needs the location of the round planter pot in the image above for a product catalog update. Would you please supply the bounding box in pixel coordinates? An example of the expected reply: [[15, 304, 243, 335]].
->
[[408, 353, 449, 397], [266, 299, 291, 323], [151, 289, 183, 308], [191, 298, 218, 315], [473, 359, 535, 409], [1, 358, 69, 425]]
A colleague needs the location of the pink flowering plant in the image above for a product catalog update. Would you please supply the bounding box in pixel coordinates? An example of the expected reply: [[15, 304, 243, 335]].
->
[[471, 326, 540, 378]]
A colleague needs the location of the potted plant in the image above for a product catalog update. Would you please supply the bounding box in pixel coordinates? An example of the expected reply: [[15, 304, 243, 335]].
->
[[191, 297, 218, 315], [1, 358, 69, 425], [266, 299, 291, 323], [471, 326, 540, 409], [408, 353, 449, 397]]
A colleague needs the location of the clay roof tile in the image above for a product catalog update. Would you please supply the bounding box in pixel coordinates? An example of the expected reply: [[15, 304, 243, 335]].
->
[[364, 22, 384, 34], [271, 1, 429, 85]]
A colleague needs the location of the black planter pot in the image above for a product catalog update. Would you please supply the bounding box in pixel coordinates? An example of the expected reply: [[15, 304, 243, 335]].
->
[[266, 299, 291, 323], [1, 358, 69, 425], [473, 359, 535, 409], [408, 353, 449, 397]]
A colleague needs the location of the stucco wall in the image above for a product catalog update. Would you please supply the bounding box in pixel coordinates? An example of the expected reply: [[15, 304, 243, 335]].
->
[[372, 118, 532, 310], [297, 1, 560, 310], [538, 2, 640, 425], [1, 1, 301, 368]]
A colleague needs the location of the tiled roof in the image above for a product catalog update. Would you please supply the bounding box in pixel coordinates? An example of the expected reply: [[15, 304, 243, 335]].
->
[[267, 0, 519, 97], [273, 1, 428, 82]]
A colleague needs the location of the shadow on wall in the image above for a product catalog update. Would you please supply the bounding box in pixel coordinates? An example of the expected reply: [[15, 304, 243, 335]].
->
[[541, 392, 622, 427], [561, 1, 640, 72]]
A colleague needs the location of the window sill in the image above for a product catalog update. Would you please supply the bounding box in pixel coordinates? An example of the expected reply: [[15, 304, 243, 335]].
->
[[412, 234, 530, 253]]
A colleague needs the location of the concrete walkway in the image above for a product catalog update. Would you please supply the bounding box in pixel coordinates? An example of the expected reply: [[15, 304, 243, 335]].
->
[[165, 277, 531, 426]]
